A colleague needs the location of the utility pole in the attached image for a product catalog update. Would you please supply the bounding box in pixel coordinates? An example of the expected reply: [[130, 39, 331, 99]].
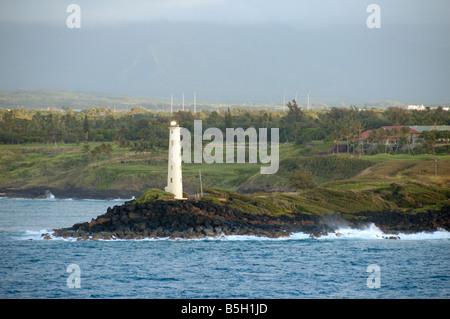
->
[[194, 92, 197, 113], [182, 92, 185, 111], [419, 167, 422, 183], [435, 157, 438, 178], [199, 169, 203, 198], [307, 90, 311, 111]]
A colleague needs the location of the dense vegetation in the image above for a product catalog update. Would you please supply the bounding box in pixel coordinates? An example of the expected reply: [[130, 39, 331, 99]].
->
[[1, 98, 449, 202], [1, 102, 449, 152]]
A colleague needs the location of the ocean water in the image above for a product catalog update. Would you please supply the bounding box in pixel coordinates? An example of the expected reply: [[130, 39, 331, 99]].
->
[[0, 196, 449, 299]]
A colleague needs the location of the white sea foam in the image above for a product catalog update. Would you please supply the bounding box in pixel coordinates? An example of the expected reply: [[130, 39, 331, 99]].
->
[[18, 224, 450, 242], [45, 190, 55, 200], [15, 229, 51, 240], [396, 228, 450, 240], [300, 223, 450, 241], [191, 224, 450, 241]]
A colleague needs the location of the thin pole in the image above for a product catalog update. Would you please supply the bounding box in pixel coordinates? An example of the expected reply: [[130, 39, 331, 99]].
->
[[194, 92, 196, 113], [435, 157, 437, 178], [199, 169, 203, 198], [307, 90, 310, 111], [182, 92, 185, 111], [419, 167, 422, 183]]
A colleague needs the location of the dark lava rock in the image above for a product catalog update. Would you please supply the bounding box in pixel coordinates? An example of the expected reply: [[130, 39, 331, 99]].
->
[[52, 199, 450, 240]]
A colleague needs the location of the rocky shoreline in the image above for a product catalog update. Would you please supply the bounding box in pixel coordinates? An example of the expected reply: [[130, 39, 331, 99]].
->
[[51, 198, 450, 240]]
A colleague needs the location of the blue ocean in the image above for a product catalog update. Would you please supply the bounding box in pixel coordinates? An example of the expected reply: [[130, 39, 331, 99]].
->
[[0, 196, 449, 299]]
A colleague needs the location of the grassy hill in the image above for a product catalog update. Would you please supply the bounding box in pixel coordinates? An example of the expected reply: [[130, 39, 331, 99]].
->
[[1, 142, 449, 217]]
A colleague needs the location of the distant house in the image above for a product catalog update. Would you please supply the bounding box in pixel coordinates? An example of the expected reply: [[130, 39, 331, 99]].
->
[[407, 105, 449, 111], [360, 126, 421, 145], [407, 104, 426, 111]]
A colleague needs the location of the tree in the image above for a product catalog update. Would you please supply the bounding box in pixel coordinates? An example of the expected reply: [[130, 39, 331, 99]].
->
[[289, 167, 317, 190], [224, 107, 233, 128], [286, 100, 304, 123], [352, 121, 365, 156], [421, 131, 436, 154], [130, 140, 153, 153], [386, 107, 411, 125], [384, 128, 395, 154], [82, 144, 92, 161], [330, 131, 340, 154], [83, 114, 90, 141], [375, 129, 387, 154], [404, 126, 415, 155], [45, 113, 58, 146], [2, 110, 15, 144], [339, 126, 352, 153]]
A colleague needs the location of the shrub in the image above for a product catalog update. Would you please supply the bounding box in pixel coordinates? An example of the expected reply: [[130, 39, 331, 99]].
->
[[135, 188, 174, 203], [289, 167, 317, 190]]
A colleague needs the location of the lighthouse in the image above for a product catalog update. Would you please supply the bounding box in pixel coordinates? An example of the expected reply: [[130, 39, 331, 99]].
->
[[165, 121, 184, 199]]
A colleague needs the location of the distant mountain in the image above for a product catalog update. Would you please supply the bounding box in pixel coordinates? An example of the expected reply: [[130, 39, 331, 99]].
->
[[0, 89, 166, 111], [1, 21, 449, 105]]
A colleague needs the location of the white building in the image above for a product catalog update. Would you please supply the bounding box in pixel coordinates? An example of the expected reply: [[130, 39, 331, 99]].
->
[[407, 105, 449, 111], [407, 104, 426, 111], [165, 121, 184, 199]]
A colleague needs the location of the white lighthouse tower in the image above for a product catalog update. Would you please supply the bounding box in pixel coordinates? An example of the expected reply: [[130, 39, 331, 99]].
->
[[165, 121, 184, 199]]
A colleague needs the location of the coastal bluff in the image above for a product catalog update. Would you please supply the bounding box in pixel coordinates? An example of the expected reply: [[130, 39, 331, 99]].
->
[[52, 189, 450, 240]]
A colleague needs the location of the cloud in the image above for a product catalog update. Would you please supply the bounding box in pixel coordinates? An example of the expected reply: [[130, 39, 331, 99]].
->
[[0, 0, 225, 26], [0, 0, 449, 31]]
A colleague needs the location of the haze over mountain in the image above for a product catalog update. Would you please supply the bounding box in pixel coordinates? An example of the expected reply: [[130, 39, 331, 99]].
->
[[1, 0, 449, 105]]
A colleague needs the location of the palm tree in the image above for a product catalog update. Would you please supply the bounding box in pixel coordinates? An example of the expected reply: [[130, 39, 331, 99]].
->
[[329, 118, 343, 154], [358, 122, 366, 156], [391, 128, 399, 154], [339, 126, 351, 153], [404, 127, 416, 156], [374, 129, 387, 154], [384, 128, 396, 154], [331, 131, 340, 154], [399, 126, 410, 155]]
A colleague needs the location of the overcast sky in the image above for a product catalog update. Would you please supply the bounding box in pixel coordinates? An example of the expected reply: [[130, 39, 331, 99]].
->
[[1, 0, 449, 30], [1, 1, 449, 104]]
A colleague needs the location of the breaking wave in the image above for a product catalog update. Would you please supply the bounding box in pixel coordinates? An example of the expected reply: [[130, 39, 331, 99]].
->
[[17, 224, 450, 241], [303, 223, 450, 241], [209, 224, 450, 241], [44, 190, 55, 200]]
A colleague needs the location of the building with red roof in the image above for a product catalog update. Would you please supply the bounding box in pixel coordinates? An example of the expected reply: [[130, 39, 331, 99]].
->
[[359, 126, 421, 144]]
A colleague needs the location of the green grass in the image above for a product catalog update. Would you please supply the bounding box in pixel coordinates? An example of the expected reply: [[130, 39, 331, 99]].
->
[[183, 162, 261, 192], [368, 153, 450, 162], [1, 142, 449, 216], [200, 182, 450, 217], [134, 188, 174, 203], [0, 143, 263, 193]]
